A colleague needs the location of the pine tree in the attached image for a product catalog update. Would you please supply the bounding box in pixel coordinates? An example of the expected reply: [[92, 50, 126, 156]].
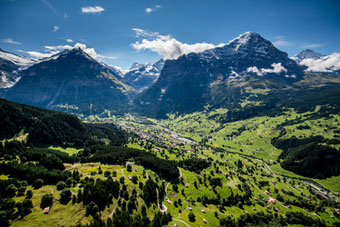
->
[[72, 195, 76, 204], [77, 189, 82, 203]]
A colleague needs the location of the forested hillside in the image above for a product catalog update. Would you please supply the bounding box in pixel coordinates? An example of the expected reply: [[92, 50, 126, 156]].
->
[[0, 98, 128, 147]]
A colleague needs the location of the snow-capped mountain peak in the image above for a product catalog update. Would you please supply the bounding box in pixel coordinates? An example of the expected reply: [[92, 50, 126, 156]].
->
[[124, 59, 165, 92], [196, 32, 276, 61], [227, 31, 262, 50], [130, 62, 145, 71], [293, 49, 324, 62]]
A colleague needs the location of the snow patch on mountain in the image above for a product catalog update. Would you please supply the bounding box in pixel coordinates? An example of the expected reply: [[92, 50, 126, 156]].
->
[[0, 48, 37, 69], [108, 65, 129, 77], [0, 71, 20, 88]]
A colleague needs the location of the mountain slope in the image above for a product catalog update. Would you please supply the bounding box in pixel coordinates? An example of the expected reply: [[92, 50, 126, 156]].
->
[[1, 48, 133, 114], [0, 98, 128, 146], [134, 32, 304, 118]]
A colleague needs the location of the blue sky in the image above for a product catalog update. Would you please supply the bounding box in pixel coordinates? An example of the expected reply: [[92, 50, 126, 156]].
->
[[1, 0, 339, 68]]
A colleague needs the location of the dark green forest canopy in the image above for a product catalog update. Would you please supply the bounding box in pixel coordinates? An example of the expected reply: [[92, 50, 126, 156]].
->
[[0, 98, 129, 147], [81, 145, 180, 181], [272, 136, 340, 178]]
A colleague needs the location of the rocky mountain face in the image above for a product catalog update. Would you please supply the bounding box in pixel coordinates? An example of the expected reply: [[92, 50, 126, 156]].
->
[[0, 48, 133, 114], [124, 59, 164, 93], [0, 48, 37, 88], [134, 32, 304, 118]]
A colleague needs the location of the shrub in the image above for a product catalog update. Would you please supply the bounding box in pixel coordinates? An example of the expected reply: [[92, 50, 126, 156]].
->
[[25, 190, 33, 199], [40, 193, 53, 209], [86, 201, 99, 217], [34, 179, 44, 189], [188, 212, 196, 222], [56, 181, 67, 191], [60, 188, 72, 204], [6, 184, 17, 197]]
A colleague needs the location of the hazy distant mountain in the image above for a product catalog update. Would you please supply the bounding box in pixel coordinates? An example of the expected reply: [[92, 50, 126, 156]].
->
[[292, 49, 324, 62], [293, 50, 340, 74], [124, 59, 165, 93], [134, 32, 304, 118], [0, 48, 37, 88], [1, 48, 133, 114]]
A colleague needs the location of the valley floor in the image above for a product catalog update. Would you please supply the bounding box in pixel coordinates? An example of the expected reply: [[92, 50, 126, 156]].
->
[[2, 107, 340, 227]]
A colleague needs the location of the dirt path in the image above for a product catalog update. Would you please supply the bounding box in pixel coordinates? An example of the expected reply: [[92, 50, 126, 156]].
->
[[109, 195, 120, 218], [121, 169, 129, 179], [156, 188, 167, 213], [157, 167, 185, 214], [173, 218, 191, 227]]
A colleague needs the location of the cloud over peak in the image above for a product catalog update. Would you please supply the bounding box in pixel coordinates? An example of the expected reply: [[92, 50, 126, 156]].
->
[[81, 6, 104, 14], [301, 43, 324, 49], [23, 43, 117, 61], [300, 53, 340, 73], [130, 28, 224, 59]]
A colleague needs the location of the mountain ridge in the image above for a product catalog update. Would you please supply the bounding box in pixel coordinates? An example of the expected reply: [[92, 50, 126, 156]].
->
[[133, 32, 305, 118], [0, 48, 133, 114], [1, 32, 339, 118]]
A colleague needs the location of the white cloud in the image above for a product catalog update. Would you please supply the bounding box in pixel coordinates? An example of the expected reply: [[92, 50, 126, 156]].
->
[[132, 28, 159, 37], [145, 5, 161, 14], [64, 13, 68, 18], [301, 43, 324, 49], [300, 53, 340, 72], [23, 43, 117, 61], [145, 8, 152, 13], [272, 35, 293, 47], [131, 28, 224, 59], [53, 26, 59, 32], [81, 6, 104, 14], [45, 43, 117, 60], [247, 63, 287, 76], [25, 50, 59, 58], [40, 0, 57, 15], [1, 38, 21, 45], [66, 39, 73, 43]]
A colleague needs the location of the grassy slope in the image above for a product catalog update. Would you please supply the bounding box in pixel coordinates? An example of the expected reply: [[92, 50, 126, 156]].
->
[[11, 185, 91, 226]]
